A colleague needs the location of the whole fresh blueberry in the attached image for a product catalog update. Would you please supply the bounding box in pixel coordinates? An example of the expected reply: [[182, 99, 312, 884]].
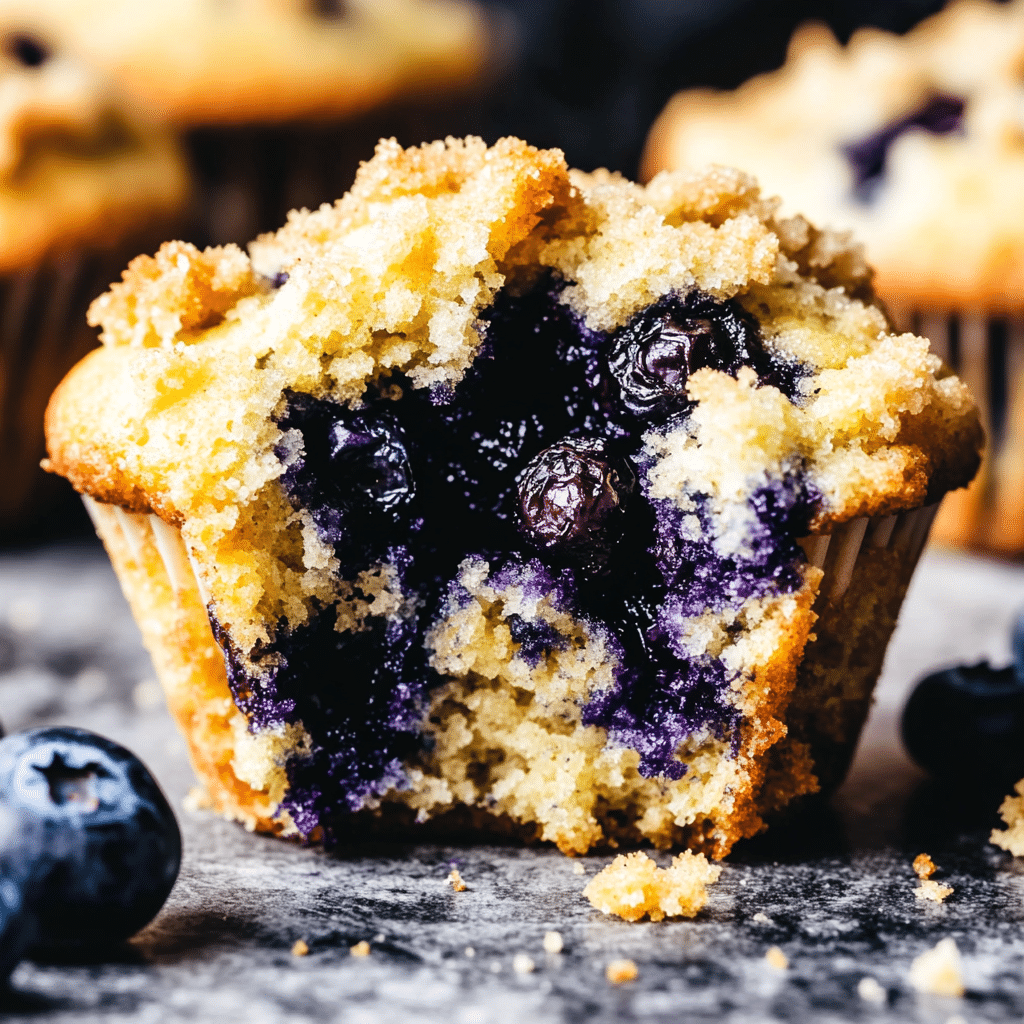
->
[[0, 805, 40, 984], [608, 292, 765, 419], [901, 663, 1024, 785], [516, 436, 635, 574], [0, 727, 181, 951]]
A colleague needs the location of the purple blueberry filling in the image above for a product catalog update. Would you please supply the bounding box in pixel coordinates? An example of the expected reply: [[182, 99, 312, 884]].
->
[[211, 278, 819, 836], [506, 614, 568, 666], [843, 93, 965, 201]]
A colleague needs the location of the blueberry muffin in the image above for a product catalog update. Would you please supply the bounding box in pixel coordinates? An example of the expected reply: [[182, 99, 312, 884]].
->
[[0, 28, 188, 531], [45, 137, 980, 857], [1, 0, 493, 246], [643, 0, 1024, 553]]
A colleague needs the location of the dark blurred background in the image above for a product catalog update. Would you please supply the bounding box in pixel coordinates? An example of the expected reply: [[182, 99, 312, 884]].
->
[[479, 0, 954, 178]]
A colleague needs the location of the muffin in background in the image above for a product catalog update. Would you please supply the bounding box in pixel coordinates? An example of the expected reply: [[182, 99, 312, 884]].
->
[[0, 0, 495, 246], [46, 137, 980, 856], [643, 0, 1024, 553], [0, 28, 188, 535]]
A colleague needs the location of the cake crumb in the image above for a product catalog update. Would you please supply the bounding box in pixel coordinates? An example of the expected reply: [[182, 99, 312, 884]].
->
[[512, 953, 535, 975], [857, 977, 886, 1004], [915, 879, 954, 904], [291, 939, 309, 957], [572, 862, 586, 876], [752, 912, 770, 924], [183, 786, 213, 812], [991, 779, 1024, 856], [605, 959, 639, 985], [583, 850, 721, 922], [913, 853, 937, 878], [913, 853, 953, 903], [350, 941, 371, 958], [447, 868, 468, 892], [543, 931, 564, 954], [765, 946, 788, 971], [908, 938, 965, 997]]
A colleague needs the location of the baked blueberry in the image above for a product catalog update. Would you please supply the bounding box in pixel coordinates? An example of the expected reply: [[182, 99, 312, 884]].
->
[[608, 292, 766, 420], [901, 662, 1024, 785], [5, 33, 49, 68], [517, 436, 635, 575], [277, 391, 414, 549], [843, 93, 965, 200], [0, 727, 181, 950]]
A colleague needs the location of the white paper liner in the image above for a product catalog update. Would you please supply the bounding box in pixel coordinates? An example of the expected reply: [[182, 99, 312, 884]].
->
[[84, 498, 213, 608], [799, 503, 938, 605], [887, 307, 1024, 552]]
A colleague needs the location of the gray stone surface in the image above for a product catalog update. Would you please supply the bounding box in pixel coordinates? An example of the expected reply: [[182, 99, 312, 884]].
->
[[2, 540, 1024, 1022]]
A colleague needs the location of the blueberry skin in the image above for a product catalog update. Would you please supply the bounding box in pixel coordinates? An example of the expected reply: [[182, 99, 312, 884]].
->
[[902, 663, 1024, 785], [0, 805, 39, 984], [0, 727, 181, 950]]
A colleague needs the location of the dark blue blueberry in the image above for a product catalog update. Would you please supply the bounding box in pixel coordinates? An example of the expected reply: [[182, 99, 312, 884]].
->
[[516, 436, 635, 575], [901, 663, 1024, 785], [843, 94, 965, 201], [0, 727, 181, 950], [0, 806, 40, 984], [6, 33, 48, 68], [608, 292, 770, 420]]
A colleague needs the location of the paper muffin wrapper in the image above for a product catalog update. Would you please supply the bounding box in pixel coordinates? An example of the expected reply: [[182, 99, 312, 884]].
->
[[1, 248, 139, 533], [187, 98, 487, 248], [886, 304, 1024, 553], [82, 494, 939, 832]]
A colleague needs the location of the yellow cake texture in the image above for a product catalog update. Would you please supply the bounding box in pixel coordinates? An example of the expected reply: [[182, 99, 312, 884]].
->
[[45, 136, 981, 858]]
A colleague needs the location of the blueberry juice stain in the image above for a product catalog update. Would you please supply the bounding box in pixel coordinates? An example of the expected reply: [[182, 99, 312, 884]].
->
[[212, 280, 817, 835]]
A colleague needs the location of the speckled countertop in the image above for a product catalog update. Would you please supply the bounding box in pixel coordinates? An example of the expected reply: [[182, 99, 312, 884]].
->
[[2, 540, 1024, 1024]]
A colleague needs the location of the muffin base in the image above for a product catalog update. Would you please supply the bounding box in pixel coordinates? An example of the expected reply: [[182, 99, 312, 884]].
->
[[81, 495, 937, 853]]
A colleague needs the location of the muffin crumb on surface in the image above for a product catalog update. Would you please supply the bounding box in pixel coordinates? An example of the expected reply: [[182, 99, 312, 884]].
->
[[583, 851, 721, 922], [912, 852, 953, 903], [991, 779, 1024, 856], [908, 937, 965, 997], [446, 868, 468, 892], [605, 959, 639, 985]]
